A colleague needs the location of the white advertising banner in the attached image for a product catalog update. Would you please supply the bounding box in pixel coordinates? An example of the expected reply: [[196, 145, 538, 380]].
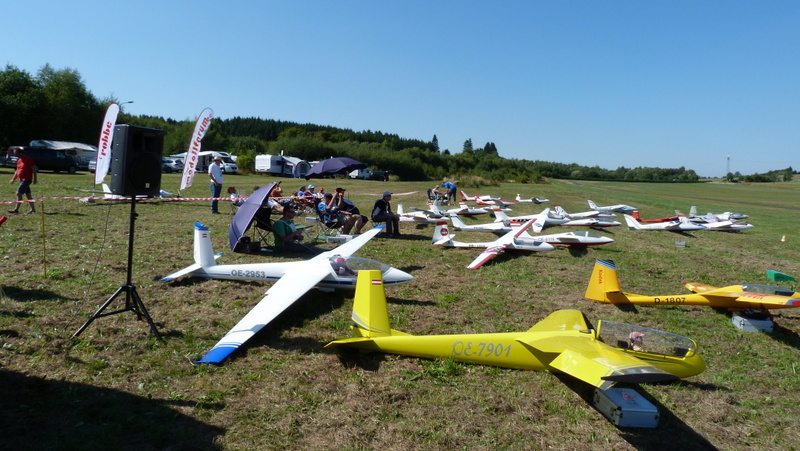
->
[[93, 103, 120, 185], [180, 107, 214, 190]]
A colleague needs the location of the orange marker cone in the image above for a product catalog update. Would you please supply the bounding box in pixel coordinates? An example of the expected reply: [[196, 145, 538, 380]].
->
[[781, 235, 786, 242]]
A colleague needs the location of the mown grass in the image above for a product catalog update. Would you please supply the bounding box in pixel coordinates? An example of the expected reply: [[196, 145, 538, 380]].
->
[[2, 170, 800, 449]]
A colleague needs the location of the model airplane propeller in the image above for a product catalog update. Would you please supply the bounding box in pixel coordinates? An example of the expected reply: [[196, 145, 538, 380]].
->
[[327, 270, 705, 391], [160, 223, 414, 364], [586, 259, 800, 313]]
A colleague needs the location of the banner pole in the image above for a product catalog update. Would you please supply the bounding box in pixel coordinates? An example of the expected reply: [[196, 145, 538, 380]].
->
[[40, 199, 47, 276]]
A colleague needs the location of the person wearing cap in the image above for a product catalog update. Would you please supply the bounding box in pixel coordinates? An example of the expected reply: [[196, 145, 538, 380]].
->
[[208, 156, 224, 213], [273, 204, 324, 254], [371, 191, 400, 237]]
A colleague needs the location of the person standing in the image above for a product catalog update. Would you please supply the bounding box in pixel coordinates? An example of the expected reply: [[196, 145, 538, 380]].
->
[[8, 147, 37, 214], [208, 156, 224, 214], [371, 191, 400, 237], [442, 181, 457, 204]]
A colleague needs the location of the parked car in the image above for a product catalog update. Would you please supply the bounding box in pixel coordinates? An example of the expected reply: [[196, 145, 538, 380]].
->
[[162, 157, 184, 173], [5, 146, 79, 173]]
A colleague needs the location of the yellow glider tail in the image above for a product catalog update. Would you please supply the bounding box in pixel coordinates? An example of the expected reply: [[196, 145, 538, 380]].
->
[[326, 270, 410, 349], [349, 270, 393, 338], [585, 259, 631, 304]]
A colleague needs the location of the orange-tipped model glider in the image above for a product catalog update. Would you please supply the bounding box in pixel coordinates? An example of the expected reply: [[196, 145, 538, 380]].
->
[[586, 259, 800, 312]]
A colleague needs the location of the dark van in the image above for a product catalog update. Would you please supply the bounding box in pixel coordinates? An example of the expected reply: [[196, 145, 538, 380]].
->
[[5, 146, 79, 173]]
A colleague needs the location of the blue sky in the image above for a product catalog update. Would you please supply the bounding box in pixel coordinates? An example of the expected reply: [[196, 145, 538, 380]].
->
[[4, 1, 799, 177]]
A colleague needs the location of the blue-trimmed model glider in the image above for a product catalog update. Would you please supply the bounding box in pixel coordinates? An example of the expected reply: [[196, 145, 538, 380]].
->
[[160, 223, 413, 364]]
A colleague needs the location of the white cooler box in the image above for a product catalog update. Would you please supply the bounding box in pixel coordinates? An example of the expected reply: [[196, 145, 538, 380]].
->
[[593, 387, 659, 428]]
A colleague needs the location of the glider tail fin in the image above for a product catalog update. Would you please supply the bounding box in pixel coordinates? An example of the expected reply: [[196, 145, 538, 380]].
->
[[585, 259, 626, 304], [493, 209, 511, 222], [432, 221, 453, 245], [194, 222, 216, 267], [349, 270, 393, 338], [631, 210, 642, 221], [588, 200, 599, 210], [623, 214, 642, 230], [450, 214, 467, 229], [460, 190, 469, 201], [689, 206, 698, 217], [397, 202, 405, 215]]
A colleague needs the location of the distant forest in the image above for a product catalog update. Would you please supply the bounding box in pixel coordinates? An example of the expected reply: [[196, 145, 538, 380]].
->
[[1, 64, 794, 183]]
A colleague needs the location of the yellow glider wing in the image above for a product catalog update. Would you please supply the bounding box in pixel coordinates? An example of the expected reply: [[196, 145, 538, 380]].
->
[[518, 336, 677, 390]]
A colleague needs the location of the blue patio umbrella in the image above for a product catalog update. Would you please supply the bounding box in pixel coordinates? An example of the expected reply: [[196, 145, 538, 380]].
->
[[228, 182, 278, 251], [304, 157, 367, 179]]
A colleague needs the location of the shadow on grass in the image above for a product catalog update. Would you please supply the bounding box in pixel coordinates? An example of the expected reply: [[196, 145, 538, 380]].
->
[[1, 286, 74, 302], [557, 374, 719, 450], [0, 369, 225, 450]]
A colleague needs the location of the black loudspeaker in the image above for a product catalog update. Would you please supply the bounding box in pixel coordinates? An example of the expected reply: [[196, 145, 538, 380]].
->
[[110, 125, 164, 196]]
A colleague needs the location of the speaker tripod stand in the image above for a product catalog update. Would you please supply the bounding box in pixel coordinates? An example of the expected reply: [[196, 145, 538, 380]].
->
[[72, 197, 162, 340]]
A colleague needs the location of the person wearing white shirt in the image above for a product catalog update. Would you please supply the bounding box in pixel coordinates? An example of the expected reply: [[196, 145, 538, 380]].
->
[[208, 157, 224, 214]]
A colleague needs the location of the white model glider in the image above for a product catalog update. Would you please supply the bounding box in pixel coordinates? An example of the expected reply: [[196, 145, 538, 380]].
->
[[587, 200, 637, 214], [450, 214, 615, 247], [460, 190, 515, 208], [515, 194, 549, 204], [623, 214, 707, 231], [553, 205, 617, 220], [397, 202, 449, 225], [687, 206, 749, 222], [429, 199, 490, 217], [675, 211, 754, 232], [160, 223, 414, 364], [492, 208, 569, 227], [432, 216, 555, 269]]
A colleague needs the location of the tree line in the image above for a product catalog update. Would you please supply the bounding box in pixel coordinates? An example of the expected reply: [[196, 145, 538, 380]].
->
[[3, 63, 793, 183]]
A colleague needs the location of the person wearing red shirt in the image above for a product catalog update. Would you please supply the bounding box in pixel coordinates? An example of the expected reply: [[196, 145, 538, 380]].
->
[[8, 148, 37, 214]]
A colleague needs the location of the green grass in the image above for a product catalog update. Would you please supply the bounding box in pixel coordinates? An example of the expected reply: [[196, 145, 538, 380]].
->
[[2, 170, 800, 449]]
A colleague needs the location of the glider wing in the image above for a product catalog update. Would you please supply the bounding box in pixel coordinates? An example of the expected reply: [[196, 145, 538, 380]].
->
[[195, 258, 332, 364], [519, 336, 677, 389]]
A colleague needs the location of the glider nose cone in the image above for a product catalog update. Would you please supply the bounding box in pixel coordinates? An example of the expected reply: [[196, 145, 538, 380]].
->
[[538, 242, 556, 251], [383, 267, 415, 285]]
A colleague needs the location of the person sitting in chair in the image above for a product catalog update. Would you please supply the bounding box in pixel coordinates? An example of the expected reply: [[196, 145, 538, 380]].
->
[[229, 186, 244, 207], [318, 193, 344, 227], [331, 187, 366, 234], [273, 204, 324, 254]]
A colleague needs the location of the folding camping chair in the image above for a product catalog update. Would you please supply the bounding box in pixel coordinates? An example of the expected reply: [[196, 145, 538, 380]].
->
[[311, 207, 344, 239], [251, 206, 274, 248]]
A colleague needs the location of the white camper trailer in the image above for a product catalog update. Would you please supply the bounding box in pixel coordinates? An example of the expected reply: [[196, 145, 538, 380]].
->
[[255, 154, 285, 174]]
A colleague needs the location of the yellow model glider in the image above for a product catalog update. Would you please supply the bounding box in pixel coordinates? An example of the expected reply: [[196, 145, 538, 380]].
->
[[586, 259, 800, 311], [327, 270, 705, 390]]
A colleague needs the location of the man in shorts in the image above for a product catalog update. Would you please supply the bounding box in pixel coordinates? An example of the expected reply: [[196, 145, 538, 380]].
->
[[8, 147, 37, 214]]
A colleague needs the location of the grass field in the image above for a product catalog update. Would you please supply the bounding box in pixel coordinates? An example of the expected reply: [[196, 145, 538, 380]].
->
[[2, 169, 799, 450]]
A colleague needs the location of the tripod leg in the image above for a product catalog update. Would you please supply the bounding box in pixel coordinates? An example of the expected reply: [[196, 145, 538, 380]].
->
[[129, 287, 163, 340], [71, 285, 127, 339]]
